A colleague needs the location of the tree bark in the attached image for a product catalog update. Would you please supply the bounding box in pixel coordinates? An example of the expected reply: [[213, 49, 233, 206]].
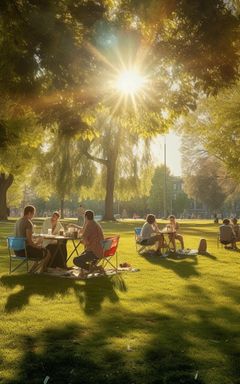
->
[[84, 126, 121, 221], [0, 173, 14, 220], [103, 156, 117, 221]]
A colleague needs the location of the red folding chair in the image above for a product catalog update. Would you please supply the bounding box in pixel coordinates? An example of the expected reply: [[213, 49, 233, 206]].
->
[[100, 235, 120, 271]]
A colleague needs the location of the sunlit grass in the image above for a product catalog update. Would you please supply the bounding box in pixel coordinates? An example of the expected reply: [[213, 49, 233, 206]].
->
[[0, 219, 239, 383]]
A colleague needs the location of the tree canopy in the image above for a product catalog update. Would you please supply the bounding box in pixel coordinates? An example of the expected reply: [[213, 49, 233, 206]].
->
[[1, 0, 240, 218]]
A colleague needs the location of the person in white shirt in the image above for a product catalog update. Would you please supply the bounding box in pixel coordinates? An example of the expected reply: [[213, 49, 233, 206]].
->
[[140, 214, 164, 255], [42, 211, 67, 268]]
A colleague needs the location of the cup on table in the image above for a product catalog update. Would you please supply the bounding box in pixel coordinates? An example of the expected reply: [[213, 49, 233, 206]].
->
[[48, 228, 52, 235], [59, 229, 64, 236]]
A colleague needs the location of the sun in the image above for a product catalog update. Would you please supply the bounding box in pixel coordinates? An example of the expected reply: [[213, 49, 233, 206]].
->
[[116, 69, 145, 95]]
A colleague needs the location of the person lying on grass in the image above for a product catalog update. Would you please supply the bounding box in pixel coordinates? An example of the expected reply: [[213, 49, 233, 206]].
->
[[139, 214, 164, 256]]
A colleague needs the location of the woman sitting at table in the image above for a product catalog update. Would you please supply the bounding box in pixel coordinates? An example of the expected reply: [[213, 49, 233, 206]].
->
[[41, 211, 67, 268], [167, 215, 184, 252], [139, 214, 164, 255]]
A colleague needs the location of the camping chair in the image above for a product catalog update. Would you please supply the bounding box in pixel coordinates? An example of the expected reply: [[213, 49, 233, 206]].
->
[[100, 235, 120, 270], [134, 227, 156, 254], [7, 237, 29, 274], [134, 227, 142, 251], [89, 236, 120, 274]]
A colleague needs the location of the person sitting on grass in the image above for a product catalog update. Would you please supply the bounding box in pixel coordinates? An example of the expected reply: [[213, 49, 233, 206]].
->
[[219, 218, 237, 249], [71, 210, 104, 274], [41, 211, 67, 269], [139, 214, 164, 256], [15, 205, 53, 273], [167, 215, 184, 253]]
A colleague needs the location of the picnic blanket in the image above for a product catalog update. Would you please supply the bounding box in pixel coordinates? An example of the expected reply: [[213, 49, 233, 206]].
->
[[141, 249, 198, 258], [43, 266, 140, 279], [169, 249, 198, 258]]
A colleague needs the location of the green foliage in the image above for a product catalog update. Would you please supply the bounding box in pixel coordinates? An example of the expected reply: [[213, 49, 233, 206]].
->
[[119, 0, 240, 92], [181, 82, 240, 181], [183, 157, 226, 211], [147, 165, 172, 215], [31, 129, 96, 202]]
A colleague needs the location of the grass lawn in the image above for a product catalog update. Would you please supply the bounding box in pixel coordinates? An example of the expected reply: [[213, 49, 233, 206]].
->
[[0, 219, 239, 384]]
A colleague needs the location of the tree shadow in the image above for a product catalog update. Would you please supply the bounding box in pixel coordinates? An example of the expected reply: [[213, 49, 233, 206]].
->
[[73, 274, 127, 316], [0, 273, 127, 315], [5, 281, 240, 384], [141, 253, 201, 278]]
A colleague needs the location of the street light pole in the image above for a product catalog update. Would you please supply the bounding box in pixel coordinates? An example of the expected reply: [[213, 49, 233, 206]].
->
[[163, 136, 167, 218]]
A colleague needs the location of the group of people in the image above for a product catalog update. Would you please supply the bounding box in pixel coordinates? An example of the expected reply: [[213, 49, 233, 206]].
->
[[219, 217, 240, 249], [14, 205, 104, 273], [138, 214, 184, 255]]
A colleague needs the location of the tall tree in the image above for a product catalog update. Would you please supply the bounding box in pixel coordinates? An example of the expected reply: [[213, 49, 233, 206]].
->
[[83, 107, 160, 220], [147, 165, 172, 216], [181, 82, 240, 181], [31, 128, 96, 218], [0, 100, 42, 219]]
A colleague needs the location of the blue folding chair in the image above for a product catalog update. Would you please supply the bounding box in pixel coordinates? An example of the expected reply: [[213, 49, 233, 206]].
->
[[134, 227, 153, 254], [134, 227, 142, 251], [7, 237, 28, 274]]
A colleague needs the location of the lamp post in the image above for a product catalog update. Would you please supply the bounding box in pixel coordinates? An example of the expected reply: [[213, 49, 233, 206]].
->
[[163, 135, 167, 218]]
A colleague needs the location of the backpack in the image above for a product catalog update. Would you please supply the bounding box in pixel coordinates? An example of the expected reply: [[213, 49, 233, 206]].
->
[[198, 238, 207, 254]]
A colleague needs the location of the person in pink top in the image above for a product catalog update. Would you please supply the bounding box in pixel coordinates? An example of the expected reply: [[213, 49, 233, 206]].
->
[[73, 210, 104, 271]]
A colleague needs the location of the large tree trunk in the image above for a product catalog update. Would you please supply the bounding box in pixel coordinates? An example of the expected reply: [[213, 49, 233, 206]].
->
[[0, 173, 14, 220], [84, 126, 121, 221]]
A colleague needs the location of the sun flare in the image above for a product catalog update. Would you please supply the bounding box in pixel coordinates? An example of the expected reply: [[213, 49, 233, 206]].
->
[[116, 70, 145, 95]]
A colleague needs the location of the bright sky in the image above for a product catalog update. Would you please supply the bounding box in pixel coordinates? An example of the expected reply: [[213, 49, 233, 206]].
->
[[151, 131, 182, 176]]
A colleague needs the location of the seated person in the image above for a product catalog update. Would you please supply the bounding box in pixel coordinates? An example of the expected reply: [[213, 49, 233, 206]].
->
[[41, 211, 67, 268], [139, 214, 164, 255], [15, 205, 52, 273], [72, 210, 104, 272], [220, 218, 237, 249], [167, 215, 184, 252], [230, 217, 240, 240]]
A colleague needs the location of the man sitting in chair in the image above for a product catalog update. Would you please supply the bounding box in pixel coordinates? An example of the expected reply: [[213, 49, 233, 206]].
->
[[139, 214, 164, 255], [219, 218, 237, 249], [15, 205, 52, 273], [72, 210, 104, 272]]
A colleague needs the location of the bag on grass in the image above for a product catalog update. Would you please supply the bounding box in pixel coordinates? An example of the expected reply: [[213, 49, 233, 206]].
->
[[198, 238, 207, 254]]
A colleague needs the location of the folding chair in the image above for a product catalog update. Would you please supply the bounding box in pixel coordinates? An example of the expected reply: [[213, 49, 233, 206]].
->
[[100, 236, 120, 271], [7, 237, 29, 274], [134, 227, 156, 254], [134, 227, 142, 252]]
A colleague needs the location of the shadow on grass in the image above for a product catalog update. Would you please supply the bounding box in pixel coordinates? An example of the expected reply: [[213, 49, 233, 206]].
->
[[141, 253, 201, 278], [0, 273, 127, 315], [4, 282, 240, 384]]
